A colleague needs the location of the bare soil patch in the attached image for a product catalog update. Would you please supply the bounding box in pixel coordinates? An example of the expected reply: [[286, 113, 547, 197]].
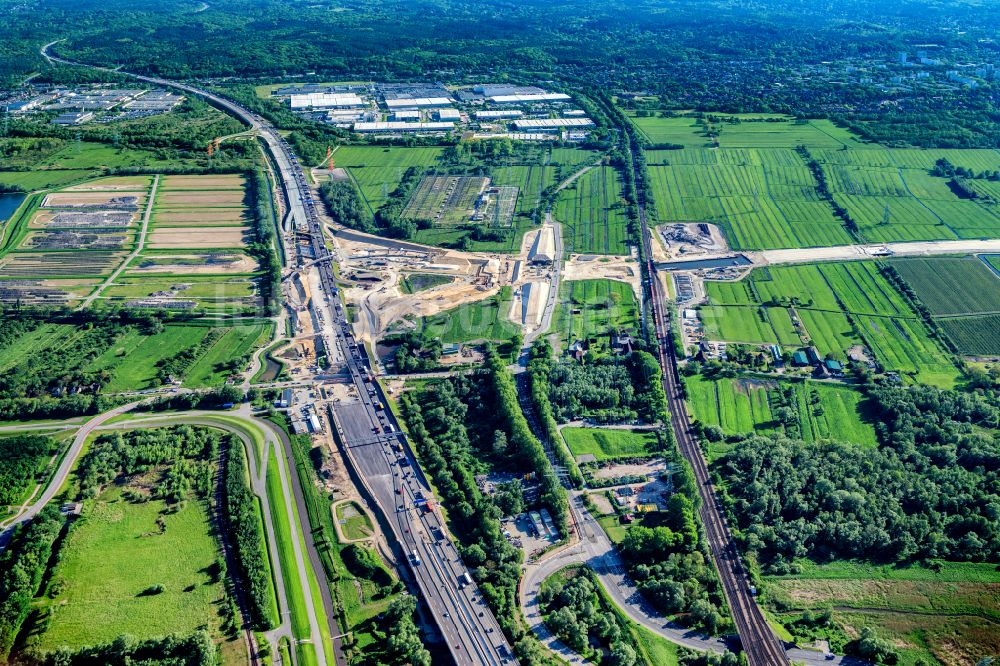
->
[[127, 253, 258, 275], [159, 175, 245, 190], [146, 228, 248, 249], [158, 192, 245, 205], [63, 176, 153, 191], [42, 191, 147, 208]]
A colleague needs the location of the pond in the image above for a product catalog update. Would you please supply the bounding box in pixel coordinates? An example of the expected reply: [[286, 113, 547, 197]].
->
[[0, 192, 26, 223]]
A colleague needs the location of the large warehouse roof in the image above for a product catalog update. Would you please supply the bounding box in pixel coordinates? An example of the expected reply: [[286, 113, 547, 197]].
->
[[353, 121, 455, 132], [384, 97, 453, 108], [289, 93, 365, 109], [489, 93, 572, 103], [513, 117, 595, 129], [476, 109, 524, 119]]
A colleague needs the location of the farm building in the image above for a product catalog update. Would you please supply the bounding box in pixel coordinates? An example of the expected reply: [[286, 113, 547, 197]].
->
[[792, 350, 810, 366]]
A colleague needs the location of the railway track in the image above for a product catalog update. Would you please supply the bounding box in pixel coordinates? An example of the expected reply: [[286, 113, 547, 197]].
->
[[626, 125, 789, 666]]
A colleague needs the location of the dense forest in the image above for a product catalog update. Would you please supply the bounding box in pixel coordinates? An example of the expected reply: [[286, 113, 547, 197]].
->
[[0, 435, 57, 505], [2, 0, 997, 147], [546, 351, 667, 424], [716, 381, 1000, 572]]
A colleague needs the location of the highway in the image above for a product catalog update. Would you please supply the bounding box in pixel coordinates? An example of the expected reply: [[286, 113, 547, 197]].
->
[[40, 41, 516, 666], [627, 128, 789, 666]]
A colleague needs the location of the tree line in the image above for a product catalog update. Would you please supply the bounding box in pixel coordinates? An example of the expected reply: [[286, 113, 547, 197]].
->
[[223, 440, 277, 631]]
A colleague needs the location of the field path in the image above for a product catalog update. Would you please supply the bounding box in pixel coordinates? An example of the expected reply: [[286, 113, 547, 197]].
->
[[77, 174, 160, 309]]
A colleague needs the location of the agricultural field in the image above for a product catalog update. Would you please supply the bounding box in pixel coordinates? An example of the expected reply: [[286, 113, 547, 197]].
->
[[551, 278, 639, 350], [0, 140, 203, 192], [626, 112, 712, 146], [0, 176, 154, 306], [332, 145, 602, 253], [645, 147, 853, 249], [29, 488, 239, 656], [814, 147, 1000, 243], [556, 165, 631, 255], [890, 256, 1000, 356], [330, 145, 444, 214], [701, 262, 959, 386], [763, 560, 1000, 666], [115, 174, 260, 314], [684, 375, 878, 458], [631, 113, 1000, 250], [561, 427, 660, 460], [22, 424, 248, 664], [415, 286, 520, 343]]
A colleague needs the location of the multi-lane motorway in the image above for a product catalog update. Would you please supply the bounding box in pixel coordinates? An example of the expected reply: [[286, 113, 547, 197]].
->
[[40, 41, 515, 666]]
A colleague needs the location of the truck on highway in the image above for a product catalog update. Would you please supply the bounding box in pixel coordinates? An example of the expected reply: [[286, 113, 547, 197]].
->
[[410, 549, 421, 565], [459, 572, 473, 588]]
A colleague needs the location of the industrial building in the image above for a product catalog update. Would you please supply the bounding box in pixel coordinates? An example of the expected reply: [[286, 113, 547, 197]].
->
[[475, 84, 548, 97], [289, 92, 366, 109], [513, 117, 594, 130], [489, 93, 572, 104], [353, 121, 455, 133], [52, 111, 94, 125], [435, 108, 461, 121], [391, 110, 421, 121], [475, 109, 524, 119], [384, 97, 453, 110]]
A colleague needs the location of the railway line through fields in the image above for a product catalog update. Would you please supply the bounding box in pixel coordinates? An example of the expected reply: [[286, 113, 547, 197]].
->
[[629, 128, 790, 666]]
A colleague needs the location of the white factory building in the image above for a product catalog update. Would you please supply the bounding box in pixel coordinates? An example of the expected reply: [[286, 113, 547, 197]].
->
[[391, 110, 421, 121], [384, 97, 453, 110], [289, 93, 366, 109], [435, 108, 461, 121], [353, 121, 455, 133], [513, 117, 594, 131], [489, 93, 572, 104], [476, 109, 524, 119]]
